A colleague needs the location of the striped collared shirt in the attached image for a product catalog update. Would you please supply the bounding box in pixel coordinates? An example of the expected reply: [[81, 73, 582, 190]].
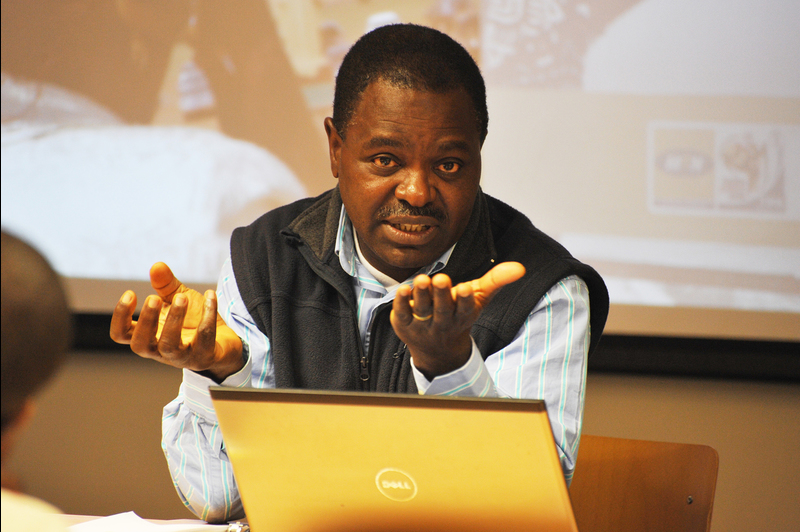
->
[[162, 207, 590, 522]]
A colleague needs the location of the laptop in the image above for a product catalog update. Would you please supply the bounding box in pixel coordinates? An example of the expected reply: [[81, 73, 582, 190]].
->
[[209, 387, 579, 532]]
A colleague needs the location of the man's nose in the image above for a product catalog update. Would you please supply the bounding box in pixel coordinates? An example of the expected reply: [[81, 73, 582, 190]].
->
[[395, 167, 436, 207]]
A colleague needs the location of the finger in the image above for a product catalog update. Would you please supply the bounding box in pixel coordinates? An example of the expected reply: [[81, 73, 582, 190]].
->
[[454, 281, 477, 318], [193, 290, 218, 360], [431, 274, 455, 323], [150, 262, 183, 303], [472, 262, 526, 301], [129, 295, 162, 357], [157, 293, 189, 359], [109, 290, 137, 344], [391, 284, 415, 326], [411, 274, 433, 318]]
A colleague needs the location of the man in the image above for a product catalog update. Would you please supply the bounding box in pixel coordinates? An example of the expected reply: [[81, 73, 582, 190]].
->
[[1, 231, 71, 531], [110, 24, 609, 522]]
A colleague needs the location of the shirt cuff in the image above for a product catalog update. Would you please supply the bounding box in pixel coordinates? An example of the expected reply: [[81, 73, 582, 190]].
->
[[411, 338, 496, 397], [179, 345, 253, 422]]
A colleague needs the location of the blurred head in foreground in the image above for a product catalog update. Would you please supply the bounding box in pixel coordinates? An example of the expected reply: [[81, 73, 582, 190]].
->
[[1, 230, 71, 466]]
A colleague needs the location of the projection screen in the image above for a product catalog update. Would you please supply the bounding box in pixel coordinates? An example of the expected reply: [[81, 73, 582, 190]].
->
[[2, 0, 798, 342]]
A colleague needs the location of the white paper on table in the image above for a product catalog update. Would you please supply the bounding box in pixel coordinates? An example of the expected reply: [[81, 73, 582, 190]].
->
[[68, 511, 230, 532]]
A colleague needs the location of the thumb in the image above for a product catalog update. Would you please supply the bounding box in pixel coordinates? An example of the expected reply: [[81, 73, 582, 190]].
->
[[149, 262, 184, 303], [471, 261, 526, 301]]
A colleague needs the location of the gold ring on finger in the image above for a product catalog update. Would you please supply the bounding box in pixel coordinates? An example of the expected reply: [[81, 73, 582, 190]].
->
[[412, 312, 433, 321]]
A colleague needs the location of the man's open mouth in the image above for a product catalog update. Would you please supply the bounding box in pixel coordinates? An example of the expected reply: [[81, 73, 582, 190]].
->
[[391, 223, 431, 233]]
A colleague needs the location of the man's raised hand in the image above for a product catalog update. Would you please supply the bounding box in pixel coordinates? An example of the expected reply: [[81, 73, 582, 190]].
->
[[109, 262, 244, 382], [390, 261, 526, 380]]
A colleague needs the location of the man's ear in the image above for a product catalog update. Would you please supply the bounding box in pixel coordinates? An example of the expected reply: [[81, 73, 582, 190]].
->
[[324, 117, 342, 179]]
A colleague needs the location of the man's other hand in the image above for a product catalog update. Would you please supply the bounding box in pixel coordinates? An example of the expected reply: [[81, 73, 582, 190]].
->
[[390, 261, 526, 381], [109, 262, 244, 382]]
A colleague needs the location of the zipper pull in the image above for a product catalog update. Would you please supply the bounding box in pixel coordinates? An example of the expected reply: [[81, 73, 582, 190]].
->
[[393, 344, 406, 359], [360, 356, 370, 381]]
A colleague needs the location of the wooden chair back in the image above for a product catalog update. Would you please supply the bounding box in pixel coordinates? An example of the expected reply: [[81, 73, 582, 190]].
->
[[569, 435, 719, 532]]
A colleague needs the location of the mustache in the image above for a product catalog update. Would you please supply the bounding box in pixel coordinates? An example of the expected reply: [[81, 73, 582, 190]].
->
[[377, 203, 447, 223]]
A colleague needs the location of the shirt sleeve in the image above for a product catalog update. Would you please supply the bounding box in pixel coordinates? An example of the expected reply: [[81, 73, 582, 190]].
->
[[411, 275, 591, 483], [161, 257, 273, 522], [162, 267, 590, 521]]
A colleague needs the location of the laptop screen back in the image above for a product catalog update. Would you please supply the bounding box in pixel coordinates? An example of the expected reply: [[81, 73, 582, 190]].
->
[[210, 388, 578, 532]]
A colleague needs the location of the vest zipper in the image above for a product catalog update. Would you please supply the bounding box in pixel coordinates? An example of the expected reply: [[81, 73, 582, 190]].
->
[[358, 306, 373, 387], [359, 301, 394, 390], [302, 252, 371, 388]]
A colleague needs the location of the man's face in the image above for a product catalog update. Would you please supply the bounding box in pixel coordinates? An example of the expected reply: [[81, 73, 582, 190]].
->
[[326, 80, 483, 282]]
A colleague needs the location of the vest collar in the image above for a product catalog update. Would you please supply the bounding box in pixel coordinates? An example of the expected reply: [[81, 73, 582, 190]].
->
[[285, 186, 497, 281]]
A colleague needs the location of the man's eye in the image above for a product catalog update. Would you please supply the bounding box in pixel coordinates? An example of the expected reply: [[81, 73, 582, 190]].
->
[[373, 156, 397, 168], [437, 161, 461, 173]]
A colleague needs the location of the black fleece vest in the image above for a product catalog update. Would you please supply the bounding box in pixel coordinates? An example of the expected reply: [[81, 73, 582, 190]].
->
[[230, 188, 608, 394]]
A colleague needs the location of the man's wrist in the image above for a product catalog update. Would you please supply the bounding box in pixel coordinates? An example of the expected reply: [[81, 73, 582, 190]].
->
[[408, 335, 472, 381], [412, 339, 488, 395], [201, 336, 245, 383], [200, 363, 242, 384], [195, 344, 249, 387]]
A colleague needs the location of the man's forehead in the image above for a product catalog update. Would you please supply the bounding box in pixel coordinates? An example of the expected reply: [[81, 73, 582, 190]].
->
[[361, 134, 472, 150], [345, 84, 481, 148], [349, 80, 478, 126], [363, 135, 406, 150]]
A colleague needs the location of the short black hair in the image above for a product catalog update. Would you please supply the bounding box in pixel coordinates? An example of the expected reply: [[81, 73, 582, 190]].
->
[[1, 230, 71, 432], [332, 24, 488, 142]]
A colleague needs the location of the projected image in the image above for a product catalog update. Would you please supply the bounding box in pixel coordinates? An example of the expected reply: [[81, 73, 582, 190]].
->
[[481, 0, 640, 87], [471, 0, 800, 320], [0, 0, 326, 282], [1, 0, 798, 338], [649, 123, 798, 219]]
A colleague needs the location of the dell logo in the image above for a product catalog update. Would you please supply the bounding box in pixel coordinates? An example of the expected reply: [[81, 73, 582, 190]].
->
[[382, 480, 412, 490], [375, 468, 418, 502]]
